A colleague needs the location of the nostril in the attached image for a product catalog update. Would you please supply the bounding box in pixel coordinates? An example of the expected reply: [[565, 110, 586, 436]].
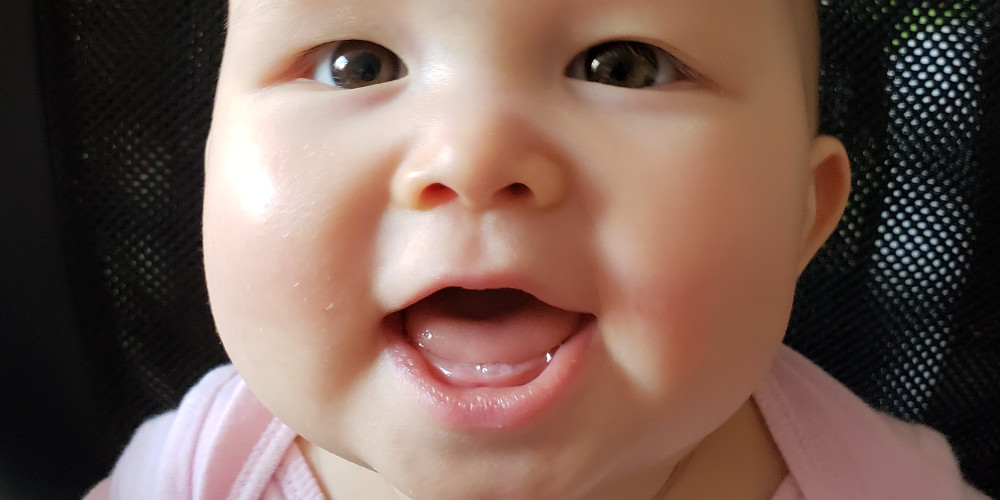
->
[[426, 183, 451, 195], [502, 182, 532, 198], [508, 183, 529, 194], [420, 183, 457, 207]]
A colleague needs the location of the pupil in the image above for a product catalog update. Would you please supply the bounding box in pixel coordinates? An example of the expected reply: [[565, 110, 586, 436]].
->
[[607, 58, 634, 83], [333, 50, 383, 86], [352, 52, 382, 82]]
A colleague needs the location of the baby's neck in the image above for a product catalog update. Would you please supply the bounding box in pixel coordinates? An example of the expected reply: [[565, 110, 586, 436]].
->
[[656, 399, 787, 500], [543, 398, 788, 500]]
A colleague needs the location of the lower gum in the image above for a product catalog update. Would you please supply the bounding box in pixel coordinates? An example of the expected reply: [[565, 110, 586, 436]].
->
[[429, 350, 555, 388]]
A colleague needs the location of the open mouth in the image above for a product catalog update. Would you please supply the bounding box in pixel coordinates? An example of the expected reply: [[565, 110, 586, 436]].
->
[[399, 287, 591, 388], [384, 285, 597, 430]]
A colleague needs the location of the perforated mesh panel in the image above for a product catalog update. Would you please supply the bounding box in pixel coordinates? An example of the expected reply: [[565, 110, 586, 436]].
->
[[36, 0, 229, 464], [34, 0, 999, 496], [787, 1, 999, 494]]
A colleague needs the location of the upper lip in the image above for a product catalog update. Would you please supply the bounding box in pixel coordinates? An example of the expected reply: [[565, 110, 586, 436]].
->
[[389, 272, 587, 317]]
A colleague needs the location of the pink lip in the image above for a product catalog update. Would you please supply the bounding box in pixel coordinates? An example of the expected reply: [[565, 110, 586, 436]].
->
[[384, 315, 596, 431]]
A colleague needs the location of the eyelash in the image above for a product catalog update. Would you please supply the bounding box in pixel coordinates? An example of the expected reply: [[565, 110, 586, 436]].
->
[[308, 39, 692, 90]]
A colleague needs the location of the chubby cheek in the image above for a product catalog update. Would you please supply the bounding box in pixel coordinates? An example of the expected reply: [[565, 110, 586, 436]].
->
[[203, 105, 390, 422], [592, 119, 808, 411]]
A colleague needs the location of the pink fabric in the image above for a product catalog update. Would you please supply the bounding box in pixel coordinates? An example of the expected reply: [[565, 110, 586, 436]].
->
[[758, 345, 988, 500], [85, 366, 324, 500], [86, 347, 988, 499]]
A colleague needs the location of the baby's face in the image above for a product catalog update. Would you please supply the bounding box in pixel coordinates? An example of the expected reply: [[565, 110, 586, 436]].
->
[[204, 0, 846, 497]]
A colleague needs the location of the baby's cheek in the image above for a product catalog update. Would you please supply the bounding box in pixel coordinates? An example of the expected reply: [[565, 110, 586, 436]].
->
[[204, 132, 383, 378], [204, 190, 386, 428], [593, 191, 795, 408]]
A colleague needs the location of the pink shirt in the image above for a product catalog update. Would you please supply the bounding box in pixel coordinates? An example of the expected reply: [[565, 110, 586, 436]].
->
[[86, 346, 987, 499], [87, 366, 324, 500], [758, 347, 988, 500]]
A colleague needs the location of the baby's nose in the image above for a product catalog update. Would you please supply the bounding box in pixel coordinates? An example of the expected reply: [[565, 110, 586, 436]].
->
[[390, 100, 567, 212]]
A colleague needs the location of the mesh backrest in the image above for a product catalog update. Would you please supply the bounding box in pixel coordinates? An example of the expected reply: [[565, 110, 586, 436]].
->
[[788, 1, 999, 494], [33, 0, 999, 496], [35, 0, 229, 478]]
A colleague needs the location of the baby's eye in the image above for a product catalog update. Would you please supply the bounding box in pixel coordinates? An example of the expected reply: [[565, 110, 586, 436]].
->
[[565, 41, 681, 89], [312, 40, 407, 89]]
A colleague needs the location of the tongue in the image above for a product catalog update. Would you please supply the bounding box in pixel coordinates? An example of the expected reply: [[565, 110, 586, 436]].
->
[[404, 288, 582, 387]]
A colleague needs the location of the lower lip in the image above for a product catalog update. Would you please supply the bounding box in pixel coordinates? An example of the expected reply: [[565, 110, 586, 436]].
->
[[386, 320, 595, 431]]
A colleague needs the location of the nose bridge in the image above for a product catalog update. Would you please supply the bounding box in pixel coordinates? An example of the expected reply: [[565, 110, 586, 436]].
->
[[391, 78, 567, 212]]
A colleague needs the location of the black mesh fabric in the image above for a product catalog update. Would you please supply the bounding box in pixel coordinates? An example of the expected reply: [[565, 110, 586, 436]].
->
[[34, 0, 229, 488], [31, 0, 999, 497], [787, 1, 1000, 496]]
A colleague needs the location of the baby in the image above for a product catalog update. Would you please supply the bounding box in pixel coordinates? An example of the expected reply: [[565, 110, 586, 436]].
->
[[87, 0, 987, 498]]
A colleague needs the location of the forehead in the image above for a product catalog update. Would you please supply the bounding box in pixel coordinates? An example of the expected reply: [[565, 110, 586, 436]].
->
[[227, 0, 809, 73], [229, 0, 803, 35]]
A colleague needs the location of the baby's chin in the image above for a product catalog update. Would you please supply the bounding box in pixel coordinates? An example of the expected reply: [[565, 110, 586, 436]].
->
[[296, 373, 698, 500], [331, 428, 688, 500]]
